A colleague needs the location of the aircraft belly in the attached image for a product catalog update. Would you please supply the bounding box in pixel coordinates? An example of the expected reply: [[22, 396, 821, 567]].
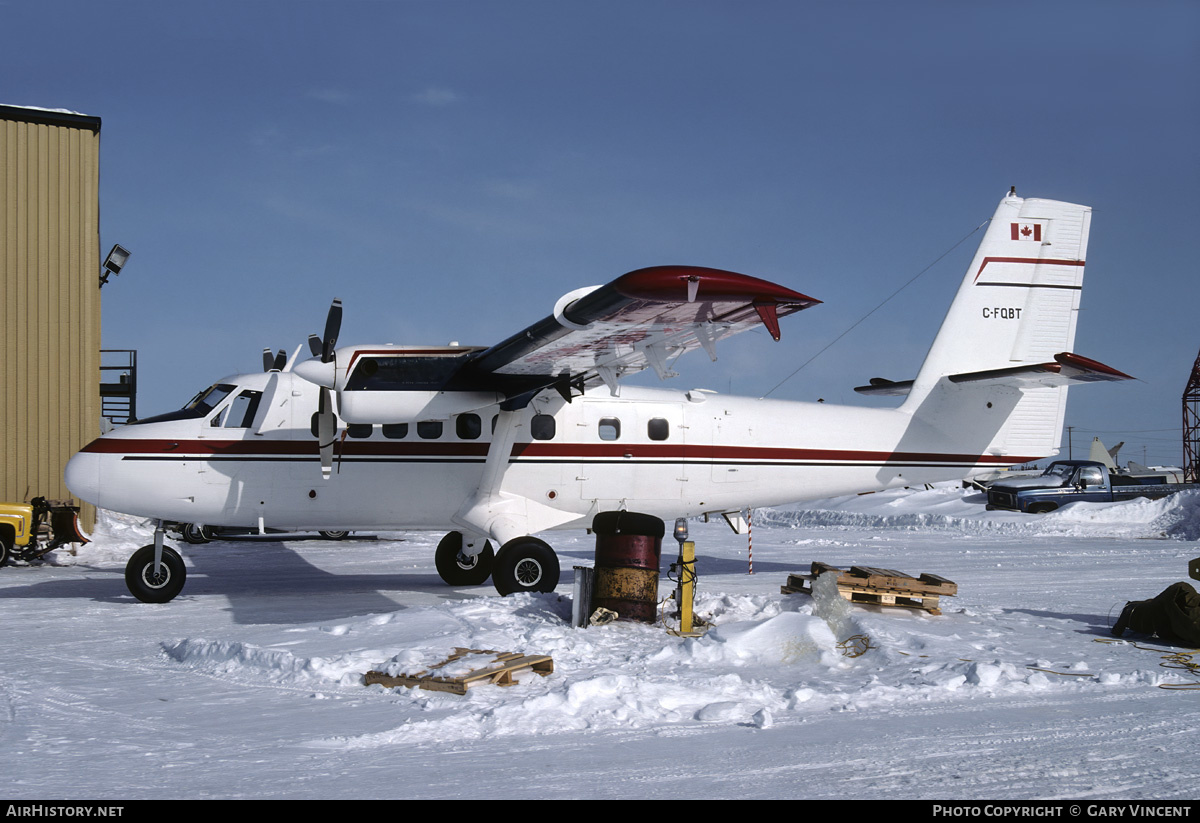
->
[[578, 459, 684, 508], [258, 457, 476, 530]]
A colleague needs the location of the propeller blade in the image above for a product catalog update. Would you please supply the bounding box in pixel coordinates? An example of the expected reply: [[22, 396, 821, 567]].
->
[[317, 387, 336, 480], [262, 348, 274, 372], [321, 298, 342, 363], [308, 334, 323, 358], [273, 349, 287, 371]]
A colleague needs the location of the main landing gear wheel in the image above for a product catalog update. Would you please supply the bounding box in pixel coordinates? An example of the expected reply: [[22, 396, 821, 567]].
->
[[125, 544, 187, 603], [492, 536, 560, 596], [435, 531, 495, 586]]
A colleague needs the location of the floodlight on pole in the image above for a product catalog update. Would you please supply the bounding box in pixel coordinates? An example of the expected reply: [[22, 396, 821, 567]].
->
[[673, 517, 689, 547], [100, 244, 131, 288]]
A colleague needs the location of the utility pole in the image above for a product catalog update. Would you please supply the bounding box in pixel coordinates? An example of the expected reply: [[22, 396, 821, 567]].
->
[[1183, 348, 1200, 482]]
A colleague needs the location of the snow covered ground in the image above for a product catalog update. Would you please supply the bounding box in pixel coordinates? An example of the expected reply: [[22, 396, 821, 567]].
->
[[2, 485, 1199, 800]]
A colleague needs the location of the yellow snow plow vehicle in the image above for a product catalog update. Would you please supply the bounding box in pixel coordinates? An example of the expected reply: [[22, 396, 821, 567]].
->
[[0, 497, 89, 566]]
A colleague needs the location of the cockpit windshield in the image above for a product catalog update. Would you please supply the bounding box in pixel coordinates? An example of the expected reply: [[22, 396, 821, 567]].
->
[[127, 383, 238, 426], [183, 384, 236, 415]]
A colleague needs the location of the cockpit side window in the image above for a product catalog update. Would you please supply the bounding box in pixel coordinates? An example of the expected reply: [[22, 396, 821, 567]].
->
[[221, 391, 263, 428]]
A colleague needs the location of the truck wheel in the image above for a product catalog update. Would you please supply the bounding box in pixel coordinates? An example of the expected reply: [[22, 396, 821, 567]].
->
[[181, 523, 210, 544], [318, 530, 349, 540], [493, 536, 559, 596], [125, 544, 187, 603], [1028, 503, 1058, 514], [0, 534, 10, 567]]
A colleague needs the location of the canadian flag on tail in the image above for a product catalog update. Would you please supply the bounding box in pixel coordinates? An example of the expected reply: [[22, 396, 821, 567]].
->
[[1010, 222, 1043, 241]]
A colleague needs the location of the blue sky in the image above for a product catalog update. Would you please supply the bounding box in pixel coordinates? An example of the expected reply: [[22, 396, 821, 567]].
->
[[5, 0, 1199, 466]]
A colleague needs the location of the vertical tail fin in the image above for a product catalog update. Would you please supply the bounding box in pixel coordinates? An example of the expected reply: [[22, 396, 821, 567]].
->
[[901, 191, 1092, 458]]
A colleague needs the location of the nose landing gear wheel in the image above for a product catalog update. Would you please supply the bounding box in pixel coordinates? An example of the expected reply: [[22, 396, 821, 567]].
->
[[435, 531, 495, 586], [125, 544, 187, 603], [493, 536, 559, 596]]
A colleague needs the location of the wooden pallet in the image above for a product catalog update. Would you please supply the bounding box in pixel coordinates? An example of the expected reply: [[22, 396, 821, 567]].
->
[[782, 562, 957, 615], [364, 647, 554, 695]]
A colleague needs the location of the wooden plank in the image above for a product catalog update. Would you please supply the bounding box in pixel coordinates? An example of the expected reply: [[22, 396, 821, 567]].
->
[[365, 648, 554, 695], [782, 562, 955, 614]]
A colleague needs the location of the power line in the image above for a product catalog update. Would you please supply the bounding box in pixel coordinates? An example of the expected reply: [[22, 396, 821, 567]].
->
[[760, 217, 990, 399]]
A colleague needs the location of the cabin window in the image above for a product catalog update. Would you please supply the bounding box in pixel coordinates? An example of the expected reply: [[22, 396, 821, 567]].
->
[[531, 414, 556, 441], [347, 423, 373, 439], [1078, 466, 1105, 487], [222, 391, 263, 428], [382, 423, 408, 439], [417, 420, 443, 439], [647, 418, 669, 441], [456, 414, 482, 440], [598, 417, 621, 441]]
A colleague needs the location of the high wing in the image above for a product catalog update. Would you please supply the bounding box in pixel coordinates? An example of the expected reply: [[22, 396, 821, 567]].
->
[[299, 265, 820, 425], [469, 266, 821, 397]]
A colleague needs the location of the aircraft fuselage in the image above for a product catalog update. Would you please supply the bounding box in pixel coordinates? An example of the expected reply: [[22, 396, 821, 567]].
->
[[66, 370, 1029, 536]]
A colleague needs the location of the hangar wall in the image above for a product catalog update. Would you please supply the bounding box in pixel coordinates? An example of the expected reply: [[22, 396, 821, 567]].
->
[[0, 105, 102, 528]]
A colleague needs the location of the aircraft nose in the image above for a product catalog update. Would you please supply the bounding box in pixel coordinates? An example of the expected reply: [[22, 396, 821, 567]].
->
[[64, 447, 103, 508]]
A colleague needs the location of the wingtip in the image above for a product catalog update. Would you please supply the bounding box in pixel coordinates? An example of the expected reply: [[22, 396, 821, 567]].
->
[[616, 265, 820, 308]]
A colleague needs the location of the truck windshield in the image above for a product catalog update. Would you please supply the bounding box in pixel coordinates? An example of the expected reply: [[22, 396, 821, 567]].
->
[[1044, 464, 1074, 478]]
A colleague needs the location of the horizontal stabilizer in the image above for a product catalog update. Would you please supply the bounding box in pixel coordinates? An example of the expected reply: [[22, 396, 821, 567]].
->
[[856, 352, 1132, 397], [853, 377, 914, 397]]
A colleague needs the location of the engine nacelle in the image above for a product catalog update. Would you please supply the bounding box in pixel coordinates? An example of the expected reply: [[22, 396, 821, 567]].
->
[[337, 388, 503, 424], [296, 344, 502, 424]]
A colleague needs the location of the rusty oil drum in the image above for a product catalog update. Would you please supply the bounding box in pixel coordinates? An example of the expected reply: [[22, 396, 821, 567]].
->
[[591, 511, 666, 623]]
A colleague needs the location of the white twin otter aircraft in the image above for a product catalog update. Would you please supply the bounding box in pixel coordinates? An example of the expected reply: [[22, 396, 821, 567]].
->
[[66, 191, 1131, 602]]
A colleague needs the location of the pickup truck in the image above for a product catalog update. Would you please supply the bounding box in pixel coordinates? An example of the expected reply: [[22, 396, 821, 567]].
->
[[986, 460, 1200, 513], [0, 497, 89, 566]]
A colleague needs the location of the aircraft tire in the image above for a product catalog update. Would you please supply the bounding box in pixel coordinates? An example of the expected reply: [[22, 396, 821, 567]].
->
[[493, 536, 559, 596], [435, 531, 495, 586], [181, 523, 210, 544], [125, 544, 187, 603]]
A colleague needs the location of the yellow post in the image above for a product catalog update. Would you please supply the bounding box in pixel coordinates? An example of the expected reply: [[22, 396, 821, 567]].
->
[[680, 540, 695, 634]]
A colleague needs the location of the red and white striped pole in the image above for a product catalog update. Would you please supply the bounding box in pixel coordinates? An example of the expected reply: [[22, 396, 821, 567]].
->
[[747, 508, 753, 575]]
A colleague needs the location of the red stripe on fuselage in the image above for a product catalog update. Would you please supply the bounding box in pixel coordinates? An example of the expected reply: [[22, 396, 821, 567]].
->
[[80, 437, 1039, 466]]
